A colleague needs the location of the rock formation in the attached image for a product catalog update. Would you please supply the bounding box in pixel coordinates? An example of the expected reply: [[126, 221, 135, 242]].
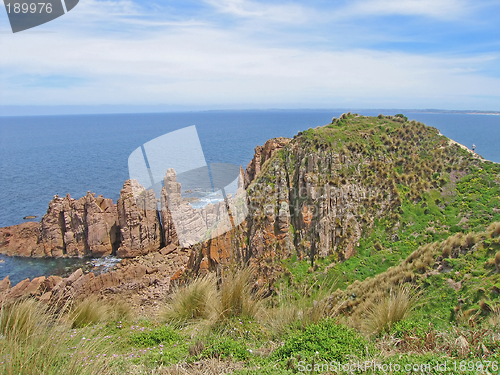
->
[[86, 194, 119, 257], [0, 222, 42, 257], [0, 247, 190, 307], [38, 192, 119, 257], [116, 180, 162, 258], [1, 114, 487, 306], [244, 137, 291, 188]]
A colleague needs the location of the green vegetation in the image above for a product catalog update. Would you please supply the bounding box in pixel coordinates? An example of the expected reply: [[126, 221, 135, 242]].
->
[[2, 115, 500, 373]]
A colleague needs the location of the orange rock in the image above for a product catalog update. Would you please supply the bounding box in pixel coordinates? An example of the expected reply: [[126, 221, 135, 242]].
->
[[7, 278, 30, 300], [0, 276, 11, 293], [0, 222, 43, 257], [171, 269, 183, 281], [24, 276, 46, 296]]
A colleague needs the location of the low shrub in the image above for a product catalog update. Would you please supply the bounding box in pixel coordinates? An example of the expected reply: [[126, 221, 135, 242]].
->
[[201, 336, 249, 361], [272, 318, 368, 363], [130, 325, 180, 347]]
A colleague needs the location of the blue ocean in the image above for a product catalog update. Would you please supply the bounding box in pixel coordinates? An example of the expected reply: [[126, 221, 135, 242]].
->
[[1, 110, 499, 284]]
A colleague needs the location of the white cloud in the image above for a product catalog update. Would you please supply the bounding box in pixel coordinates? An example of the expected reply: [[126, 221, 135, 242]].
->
[[1, 0, 499, 110], [1, 22, 499, 109], [341, 0, 471, 20], [203, 0, 313, 23]]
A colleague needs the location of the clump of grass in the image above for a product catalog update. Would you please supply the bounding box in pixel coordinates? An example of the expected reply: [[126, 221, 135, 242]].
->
[[301, 297, 330, 326], [487, 222, 500, 238], [0, 299, 43, 340], [69, 295, 109, 328], [263, 304, 301, 336], [163, 273, 218, 325], [217, 267, 261, 321], [0, 299, 117, 374], [163, 268, 262, 329], [108, 299, 133, 322], [487, 305, 500, 328], [462, 233, 477, 248], [442, 244, 452, 258], [361, 285, 420, 336]]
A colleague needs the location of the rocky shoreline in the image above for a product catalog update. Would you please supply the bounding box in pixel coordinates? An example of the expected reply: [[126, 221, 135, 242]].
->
[[0, 163, 254, 308], [0, 130, 341, 306], [2, 114, 482, 309]]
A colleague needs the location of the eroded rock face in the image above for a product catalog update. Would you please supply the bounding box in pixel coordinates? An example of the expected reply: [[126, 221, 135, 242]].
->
[[1, 192, 120, 258], [160, 168, 247, 250], [0, 222, 43, 257], [38, 192, 120, 257], [86, 194, 119, 257], [244, 137, 291, 188], [116, 180, 162, 258], [184, 166, 249, 275]]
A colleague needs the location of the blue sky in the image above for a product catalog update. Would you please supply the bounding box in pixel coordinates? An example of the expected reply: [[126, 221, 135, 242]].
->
[[1, 0, 500, 112]]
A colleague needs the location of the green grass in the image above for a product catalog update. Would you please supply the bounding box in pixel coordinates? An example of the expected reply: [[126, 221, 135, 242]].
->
[[3, 115, 500, 374]]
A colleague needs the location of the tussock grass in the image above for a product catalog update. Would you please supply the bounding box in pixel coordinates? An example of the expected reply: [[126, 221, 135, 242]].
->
[[109, 299, 133, 322], [361, 285, 420, 336], [217, 267, 261, 321], [262, 304, 301, 336], [162, 267, 263, 329], [70, 295, 109, 328], [0, 299, 117, 374], [488, 222, 500, 238], [463, 232, 477, 248], [67, 296, 132, 328], [488, 305, 500, 328], [163, 273, 218, 324], [0, 298, 43, 340]]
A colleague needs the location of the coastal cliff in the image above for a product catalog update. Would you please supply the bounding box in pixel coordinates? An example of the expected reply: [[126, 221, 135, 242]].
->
[[0, 114, 494, 304]]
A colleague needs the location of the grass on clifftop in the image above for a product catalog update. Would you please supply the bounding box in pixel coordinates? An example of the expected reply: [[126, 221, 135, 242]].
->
[[2, 114, 500, 374]]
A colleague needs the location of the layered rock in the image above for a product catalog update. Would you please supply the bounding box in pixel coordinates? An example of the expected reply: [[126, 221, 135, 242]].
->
[[38, 192, 119, 257], [244, 141, 379, 273], [0, 193, 119, 258], [86, 194, 119, 257], [116, 180, 162, 258], [244, 137, 291, 188], [0, 246, 190, 311]]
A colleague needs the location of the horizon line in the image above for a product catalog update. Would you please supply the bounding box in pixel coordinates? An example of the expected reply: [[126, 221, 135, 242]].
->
[[1, 105, 500, 117]]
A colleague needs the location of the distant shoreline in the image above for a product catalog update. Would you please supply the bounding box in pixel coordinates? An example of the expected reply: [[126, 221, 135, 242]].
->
[[1, 107, 499, 117]]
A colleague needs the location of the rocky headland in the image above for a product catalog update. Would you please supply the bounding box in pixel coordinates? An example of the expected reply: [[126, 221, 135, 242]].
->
[[0, 114, 491, 311]]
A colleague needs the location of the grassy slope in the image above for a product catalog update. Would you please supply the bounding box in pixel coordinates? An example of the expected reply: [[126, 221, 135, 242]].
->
[[2, 114, 500, 374]]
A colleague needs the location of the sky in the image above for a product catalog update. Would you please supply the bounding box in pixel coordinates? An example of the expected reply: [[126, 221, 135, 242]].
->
[[1, 0, 500, 114]]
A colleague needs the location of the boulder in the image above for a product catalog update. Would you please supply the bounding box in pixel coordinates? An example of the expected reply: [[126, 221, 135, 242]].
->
[[0, 222, 43, 257], [7, 278, 30, 300], [24, 276, 46, 296], [0, 276, 11, 293]]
